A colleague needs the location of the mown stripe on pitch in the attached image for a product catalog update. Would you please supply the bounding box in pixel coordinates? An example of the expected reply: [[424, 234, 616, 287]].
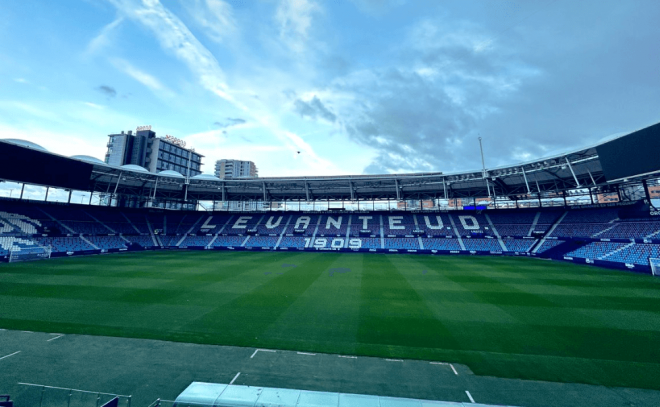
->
[[356, 254, 459, 350], [178, 252, 337, 344]]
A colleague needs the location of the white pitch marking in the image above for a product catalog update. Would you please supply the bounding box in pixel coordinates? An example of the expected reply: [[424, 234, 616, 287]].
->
[[21, 331, 33, 333], [297, 352, 316, 356], [250, 349, 276, 359], [450, 364, 458, 375], [385, 359, 403, 362], [229, 372, 241, 385], [47, 335, 64, 342], [0, 351, 21, 361], [465, 390, 475, 403], [338, 355, 357, 359], [430, 362, 448, 365]]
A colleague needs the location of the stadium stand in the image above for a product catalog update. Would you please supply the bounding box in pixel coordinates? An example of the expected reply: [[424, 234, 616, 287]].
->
[[535, 240, 565, 253], [245, 236, 279, 248], [86, 235, 128, 250], [2, 198, 660, 272], [421, 238, 461, 251], [463, 238, 502, 252], [383, 238, 419, 250], [180, 235, 213, 247], [277, 236, 307, 248], [502, 238, 536, 252], [212, 236, 247, 247]]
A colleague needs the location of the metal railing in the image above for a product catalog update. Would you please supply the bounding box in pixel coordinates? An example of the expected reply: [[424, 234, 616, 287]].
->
[[18, 383, 131, 407]]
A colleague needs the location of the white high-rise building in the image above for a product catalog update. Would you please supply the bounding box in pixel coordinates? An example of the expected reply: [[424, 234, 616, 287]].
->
[[215, 159, 258, 179]]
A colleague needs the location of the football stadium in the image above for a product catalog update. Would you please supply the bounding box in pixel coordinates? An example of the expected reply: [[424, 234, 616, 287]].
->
[[1, 121, 660, 407]]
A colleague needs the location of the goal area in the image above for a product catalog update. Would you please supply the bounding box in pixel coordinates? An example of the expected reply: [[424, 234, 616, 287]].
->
[[9, 246, 52, 263]]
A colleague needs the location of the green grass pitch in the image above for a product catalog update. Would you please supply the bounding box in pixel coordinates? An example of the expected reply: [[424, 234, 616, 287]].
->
[[1, 251, 660, 389]]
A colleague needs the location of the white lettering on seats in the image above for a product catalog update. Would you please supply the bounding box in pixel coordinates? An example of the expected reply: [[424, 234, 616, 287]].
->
[[200, 216, 216, 231], [294, 216, 310, 230], [459, 215, 480, 230], [232, 216, 252, 229], [0, 212, 42, 235], [358, 216, 372, 229], [326, 216, 342, 229], [423, 215, 443, 229], [265, 216, 283, 229], [389, 216, 404, 230]]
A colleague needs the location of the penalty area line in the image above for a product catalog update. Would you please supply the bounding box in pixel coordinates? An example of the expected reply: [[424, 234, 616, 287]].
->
[[465, 390, 475, 403], [229, 372, 241, 385], [297, 352, 316, 356], [47, 334, 64, 342], [0, 351, 21, 361], [385, 359, 403, 362], [250, 349, 276, 359]]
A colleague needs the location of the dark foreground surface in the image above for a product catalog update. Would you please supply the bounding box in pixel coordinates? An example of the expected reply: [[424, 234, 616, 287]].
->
[[1, 329, 659, 407]]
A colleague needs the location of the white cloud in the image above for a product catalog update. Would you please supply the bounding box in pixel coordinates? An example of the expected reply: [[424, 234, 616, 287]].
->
[[182, 0, 237, 43], [13, 78, 29, 84], [275, 0, 321, 53], [111, 58, 174, 97], [85, 17, 123, 56]]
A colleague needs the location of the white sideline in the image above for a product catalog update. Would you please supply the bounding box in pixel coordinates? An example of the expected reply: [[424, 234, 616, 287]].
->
[[297, 352, 315, 356], [47, 334, 64, 342], [465, 390, 475, 403], [385, 359, 403, 362], [338, 355, 357, 359], [0, 351, 20, 361]]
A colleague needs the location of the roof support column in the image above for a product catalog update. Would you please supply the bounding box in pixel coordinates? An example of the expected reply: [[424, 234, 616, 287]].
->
[[112, 171, 123, 203], [565, 157, 580, 188], [151, 177, 159, 203], [44, 187, 49, 202], [20, 183, 25, 200], [395, 179, 400, 200], [521, 166, 531, 194], [349, 180, 354, 201], [586, 168, 597, 186], [305, 182, 310, 201], [262, 182, 268, 202], [443, 178, 447, 200], [221, 183, 226, 202]]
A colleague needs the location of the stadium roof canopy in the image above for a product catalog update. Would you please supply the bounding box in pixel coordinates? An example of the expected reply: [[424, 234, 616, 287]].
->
[[1, 122, 659, 204]]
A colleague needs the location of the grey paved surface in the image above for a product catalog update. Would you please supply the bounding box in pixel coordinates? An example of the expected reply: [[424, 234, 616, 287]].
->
[[0, 329, 659, 407]]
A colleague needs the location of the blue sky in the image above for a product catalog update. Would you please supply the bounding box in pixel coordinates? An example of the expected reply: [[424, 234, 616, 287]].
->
[[1, 0, 659, 177]]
